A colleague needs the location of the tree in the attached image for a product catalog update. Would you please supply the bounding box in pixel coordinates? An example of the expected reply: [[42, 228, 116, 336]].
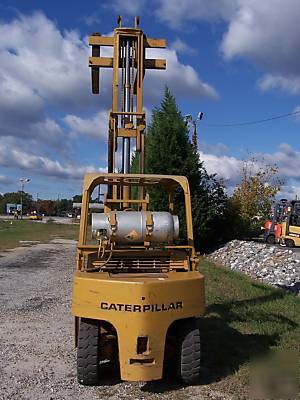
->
[[56, 199, 73, 215], [0, 193, 4, 214], [73, 194, 82, 203], [0, 192, 33, 214], [36, 200, 57, 216], [138, 87, 228, 251], [232, 157, 283, 222]]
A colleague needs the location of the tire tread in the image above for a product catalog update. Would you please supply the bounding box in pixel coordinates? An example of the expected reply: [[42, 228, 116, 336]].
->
[[77, 318, 100, 385], [177, 319, 201, 385]]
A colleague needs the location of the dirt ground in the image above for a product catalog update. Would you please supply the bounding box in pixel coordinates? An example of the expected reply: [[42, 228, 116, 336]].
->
[[0, 240, 233, 400]]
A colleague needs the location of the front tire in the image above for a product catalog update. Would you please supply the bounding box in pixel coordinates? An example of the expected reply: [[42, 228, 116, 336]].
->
[[177, 319, 201, 385], [285, 239, 295, 248], [77, 318, 100, 385]]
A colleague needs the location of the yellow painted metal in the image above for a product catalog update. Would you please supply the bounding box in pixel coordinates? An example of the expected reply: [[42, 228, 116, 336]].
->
[[281, 221, 300, 246], [89, 56, 114, 68], [72, 270, 204, 381], [72, 17, 205, 383], [89, 56, 166, 70], [78, 174, 195, 253], [89, 35, 166, 49], [88, 23, 166, 180]]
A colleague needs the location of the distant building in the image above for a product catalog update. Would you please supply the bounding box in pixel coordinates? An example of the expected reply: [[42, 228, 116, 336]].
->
[[6, 203, 22, 215]]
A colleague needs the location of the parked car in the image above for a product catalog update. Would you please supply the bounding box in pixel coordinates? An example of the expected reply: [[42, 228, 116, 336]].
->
[[29, 212, 43, 221]]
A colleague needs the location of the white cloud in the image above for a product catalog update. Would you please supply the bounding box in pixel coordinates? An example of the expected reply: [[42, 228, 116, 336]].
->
[[0, 11, 220, 188], [145, 48, 218, 101], [0, 12, 217, 145], [0, 73, 43, 124], [0, 12, 100, 153], [170, 38, 198, 55], [277, 184, 300, 201], [259, 144, 300, 182], [198, 141, 229, 156], [64, 111, 108, 139], [294, 106, 300, 121], [199, 143, 300, 199], [200, 151, 242, 184], [155, 0, 300, 95], [258, 75, 300, 95], [82, 13, 101, 26], [155, 0, 237, 29], [0, 143, 101, 180], [0, 12, 97, 111], [220, 0, 300, 95], [0, 175, 11, 185], [220, 1, 300, 75]]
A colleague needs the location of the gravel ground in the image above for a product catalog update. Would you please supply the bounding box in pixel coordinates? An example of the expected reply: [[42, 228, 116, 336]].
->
[[0, 240, 232, 400], [208, 240, 300, 295]]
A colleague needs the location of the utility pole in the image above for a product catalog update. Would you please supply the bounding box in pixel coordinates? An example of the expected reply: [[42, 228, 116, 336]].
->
[[184, 112, 204, 151], [19, 178, 30, 219], [192, 120, 197, 150]]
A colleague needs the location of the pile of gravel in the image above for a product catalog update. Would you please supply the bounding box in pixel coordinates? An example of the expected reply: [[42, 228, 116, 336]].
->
[[208, 240, 300, 295]]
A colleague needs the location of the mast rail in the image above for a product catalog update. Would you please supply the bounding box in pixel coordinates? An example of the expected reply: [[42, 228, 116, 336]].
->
[[88, 19, 167, 204], [104, 198, 149, 204], [89, 57, 166, 70], [110, 111, 145, 116], [89, 36, 166, 49]]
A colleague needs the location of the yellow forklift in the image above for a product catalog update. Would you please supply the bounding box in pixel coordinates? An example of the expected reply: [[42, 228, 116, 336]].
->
[[72, 16, 205, 385], [281, 200, 300, 247]]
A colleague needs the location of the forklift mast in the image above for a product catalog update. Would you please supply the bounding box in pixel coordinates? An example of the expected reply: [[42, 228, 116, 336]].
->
[[89, 16, 166, 204]]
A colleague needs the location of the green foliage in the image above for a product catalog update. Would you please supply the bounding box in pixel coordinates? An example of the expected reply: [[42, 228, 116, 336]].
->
[[214, 197, 250, 244], [0, 191, 33, 214], [232, 158, 283, 221], [0, 220, 78, 251], [36, 200, 57, 216], [199, 257, 300, 397], [0, 193, 75, 216], [56, 198, 73, 214], [36, 198, 73, 216], [72, 194, 83, 203], [130, 151, 139, 174], [143, 87, 228, 251]]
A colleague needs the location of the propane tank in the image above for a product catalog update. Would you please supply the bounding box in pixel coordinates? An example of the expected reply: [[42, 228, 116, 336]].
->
[[92, 211, 179, 244]]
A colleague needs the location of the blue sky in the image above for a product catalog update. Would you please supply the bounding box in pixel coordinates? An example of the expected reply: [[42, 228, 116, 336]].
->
[[0, 0, 299, 200]]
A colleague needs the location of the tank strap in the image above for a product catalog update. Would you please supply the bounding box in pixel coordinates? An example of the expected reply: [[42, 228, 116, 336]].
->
[[109, 211, 117, 237], [145, 211, 153, 246]]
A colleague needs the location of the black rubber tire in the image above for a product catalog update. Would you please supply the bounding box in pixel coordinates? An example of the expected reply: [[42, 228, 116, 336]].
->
[[285, 239, 295, 248], [77, 318, 100, 385], [266, 234, 275, 245], [177, 319, 201, 385]]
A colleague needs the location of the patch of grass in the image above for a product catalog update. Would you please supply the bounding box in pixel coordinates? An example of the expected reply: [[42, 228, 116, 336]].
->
[[0, 220, 79, 251], [199, 257, 300, 398]]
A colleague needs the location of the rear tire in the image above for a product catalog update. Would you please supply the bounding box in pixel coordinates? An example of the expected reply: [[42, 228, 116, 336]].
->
[[177, 319, 201, 385], [266, 234, 275, 244], [285, 239, 295, 248], [77, 318, 100, 385]]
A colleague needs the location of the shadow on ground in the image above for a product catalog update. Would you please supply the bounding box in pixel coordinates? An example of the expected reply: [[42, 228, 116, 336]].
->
[[142, 291, 298, 394]]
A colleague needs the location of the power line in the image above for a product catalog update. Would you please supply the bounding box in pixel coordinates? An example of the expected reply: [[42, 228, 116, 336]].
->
[[203, 109, 300, 128]]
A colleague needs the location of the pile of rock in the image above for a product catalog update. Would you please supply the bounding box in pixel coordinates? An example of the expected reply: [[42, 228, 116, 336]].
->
[[208, 240, 300, 295]]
